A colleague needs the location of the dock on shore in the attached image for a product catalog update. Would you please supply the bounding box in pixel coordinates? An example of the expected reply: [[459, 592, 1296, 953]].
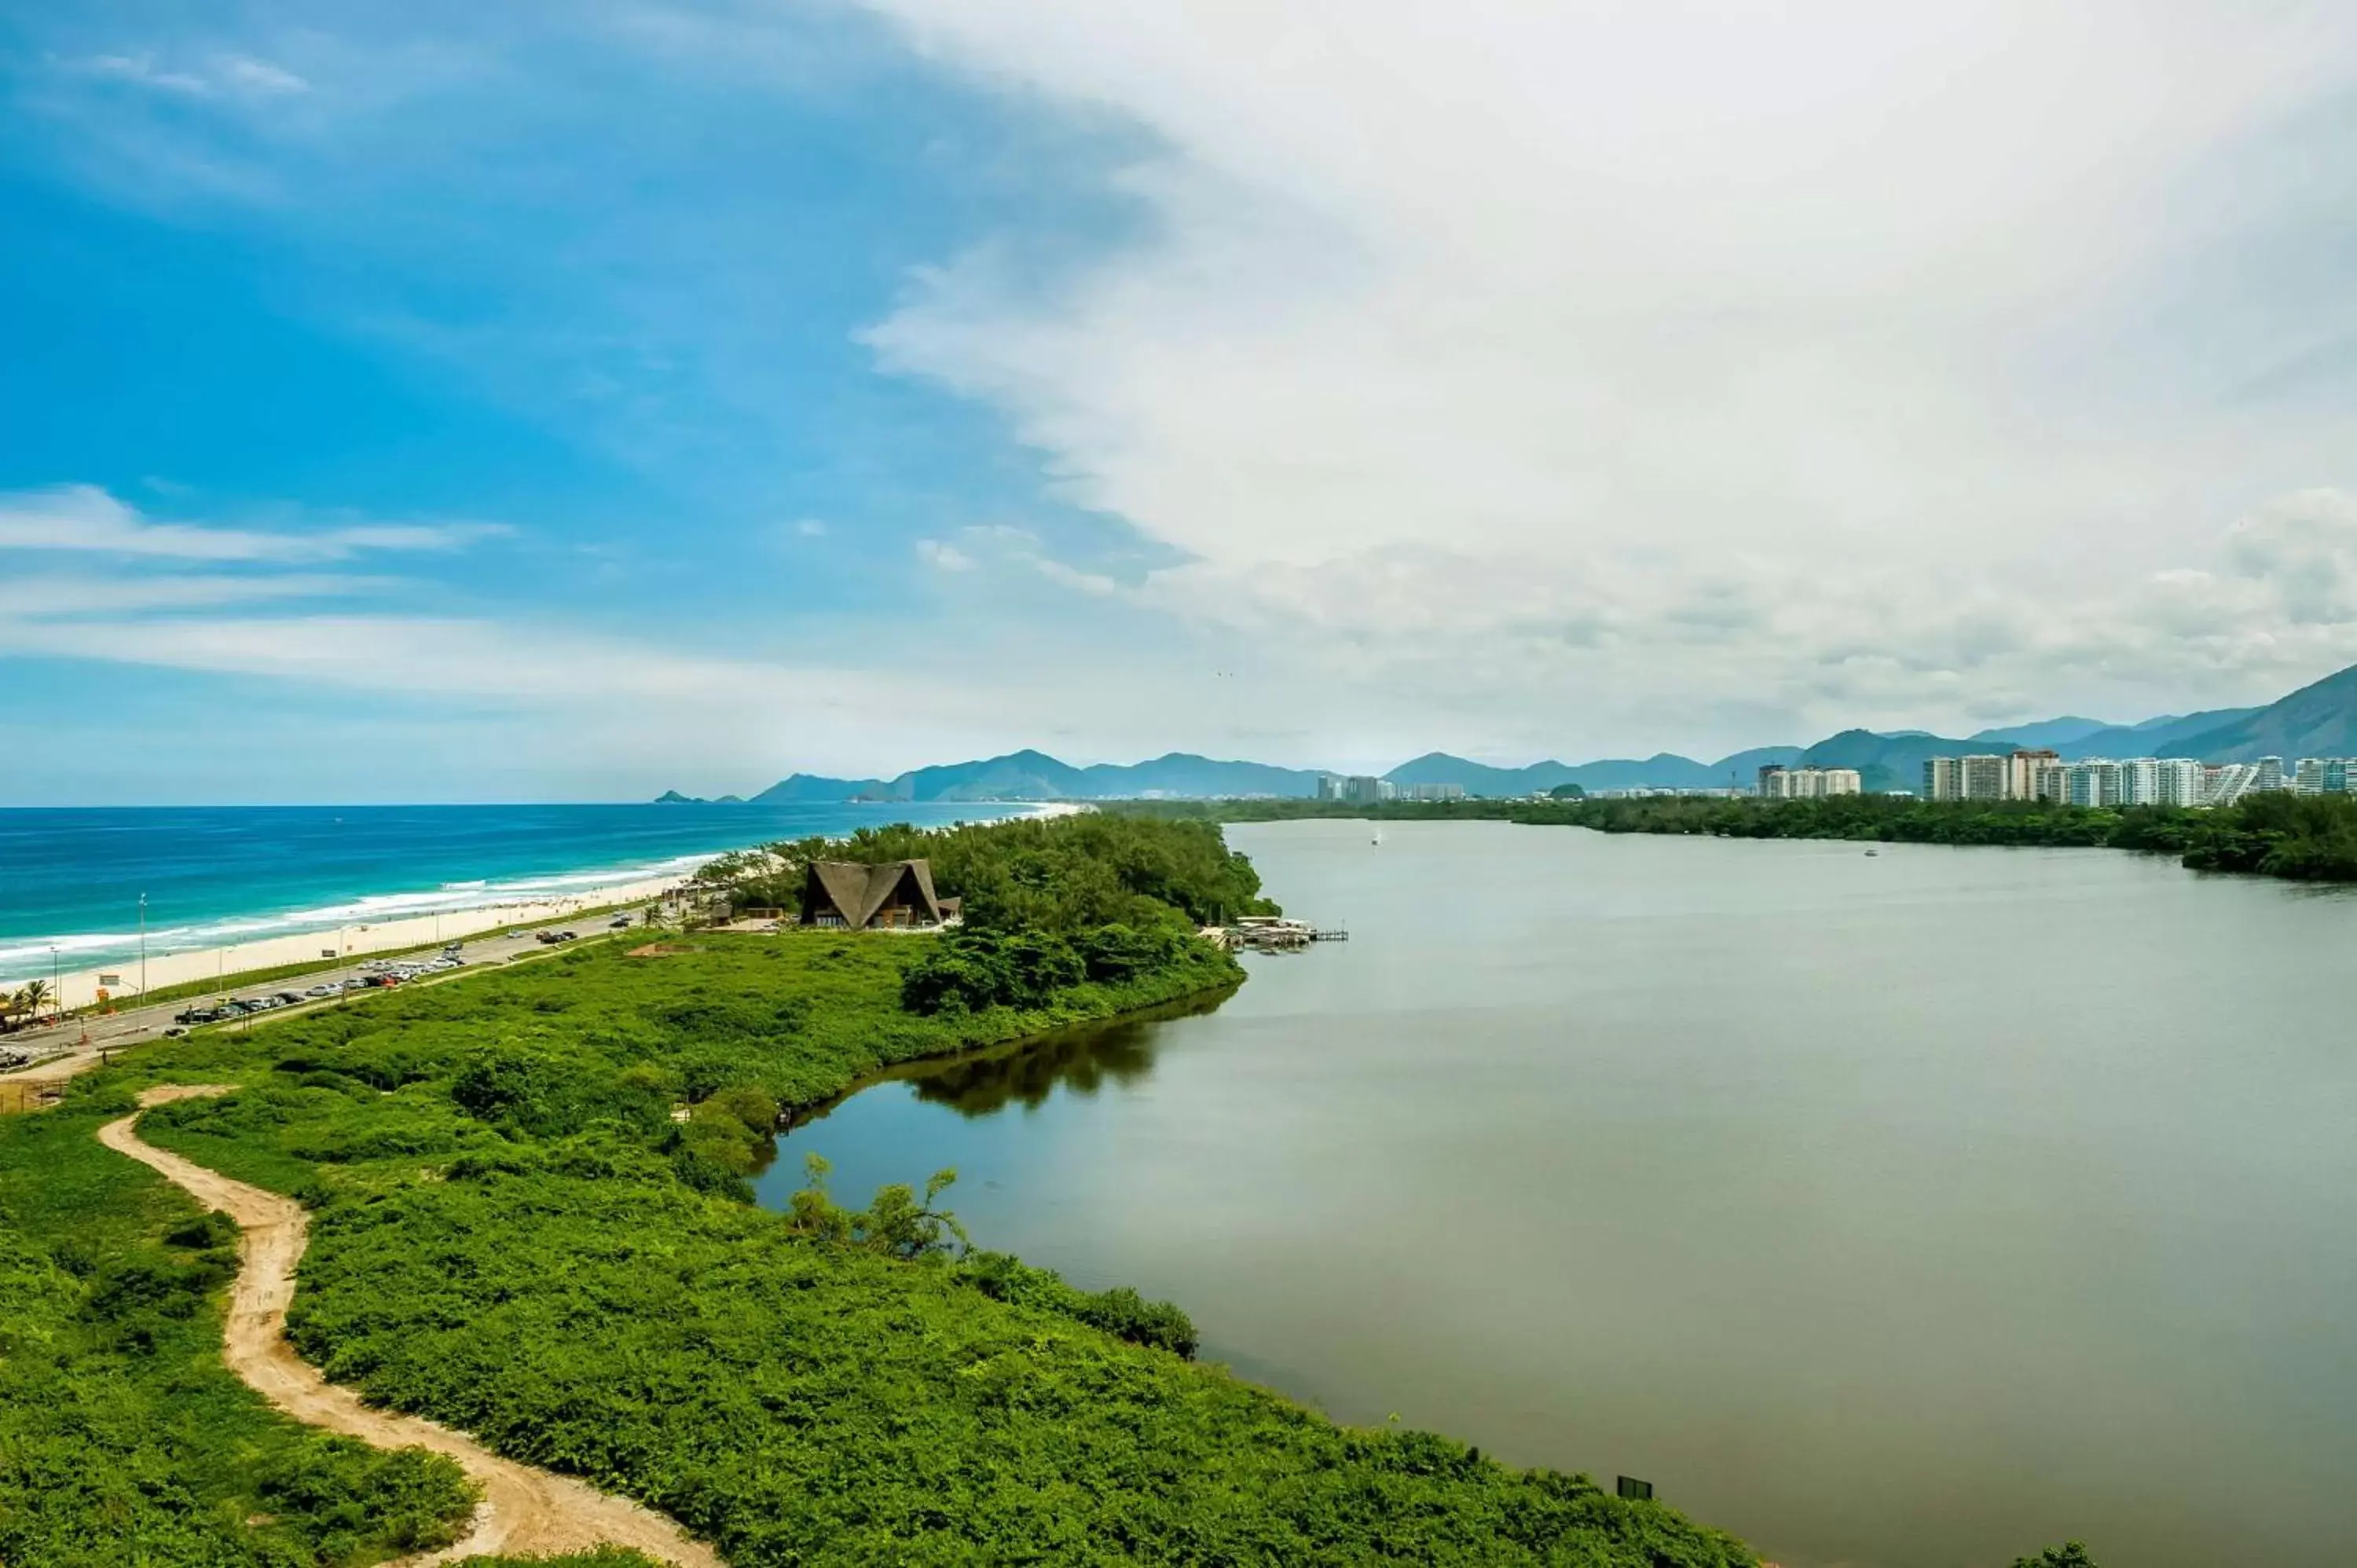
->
[[1200, 916, 1348, 953]]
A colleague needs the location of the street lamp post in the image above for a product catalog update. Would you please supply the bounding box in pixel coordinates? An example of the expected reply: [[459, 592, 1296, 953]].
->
[[138, 893, 148, 1002]]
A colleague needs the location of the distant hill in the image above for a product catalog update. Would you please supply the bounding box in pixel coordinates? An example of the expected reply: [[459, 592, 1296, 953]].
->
[[746, 750, 1325, 804], [1795, 729, 1991, 793], [684, 661, 2357, 805], [1969, 716, 2114, 749], [2143, 666, 2357, 762], [2053, 706, 2264, 760], [1080, 753, 1325, 798]]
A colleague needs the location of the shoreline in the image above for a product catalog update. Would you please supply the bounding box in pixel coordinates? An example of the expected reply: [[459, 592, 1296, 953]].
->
[[8, 800, 1083, 1013], [22, 872, 691, 1014]]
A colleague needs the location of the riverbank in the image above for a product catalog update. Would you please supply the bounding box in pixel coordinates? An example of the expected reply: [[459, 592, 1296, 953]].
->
[[1109, 791, 2357, 884]]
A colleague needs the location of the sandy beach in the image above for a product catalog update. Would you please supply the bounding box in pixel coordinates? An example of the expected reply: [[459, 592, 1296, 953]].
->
[[28, 871, 687, 1013]]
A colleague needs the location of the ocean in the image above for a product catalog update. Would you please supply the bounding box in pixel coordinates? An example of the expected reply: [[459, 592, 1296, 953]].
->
[[0, 801, 1029, 984]]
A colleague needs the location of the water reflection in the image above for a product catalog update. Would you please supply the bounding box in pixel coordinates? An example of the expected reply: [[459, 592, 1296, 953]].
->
[[786, 986, 1234, 1130]]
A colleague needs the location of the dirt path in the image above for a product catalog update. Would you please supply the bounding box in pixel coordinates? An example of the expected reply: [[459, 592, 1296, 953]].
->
[[99, 1086, 727, 1567]]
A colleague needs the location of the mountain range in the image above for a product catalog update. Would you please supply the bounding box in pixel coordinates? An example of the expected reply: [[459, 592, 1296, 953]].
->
[[656, 661, 2357, 803]]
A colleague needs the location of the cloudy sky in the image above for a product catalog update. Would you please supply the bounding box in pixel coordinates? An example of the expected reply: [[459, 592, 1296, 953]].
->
[[8, 2, 2357, 803]]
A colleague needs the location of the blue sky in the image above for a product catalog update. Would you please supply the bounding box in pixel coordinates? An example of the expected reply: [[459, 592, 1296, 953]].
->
[[9, 3, 2357, 802]]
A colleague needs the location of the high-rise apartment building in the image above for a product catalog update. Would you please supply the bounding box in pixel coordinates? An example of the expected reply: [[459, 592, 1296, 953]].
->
[[1761, 765, 1860, 798], [2156, 758, 2205, 805], [1960, 754, 2008, 800], [1922, 757, 1963, 801], [2066, 759, 2124, 807], [2253, 757, 2286, 793], [2205, 763, 2259, 806], [2294, 758, 2327, 795], [2005, 749, 2060, 800], [2119, 757, 2161, 806]]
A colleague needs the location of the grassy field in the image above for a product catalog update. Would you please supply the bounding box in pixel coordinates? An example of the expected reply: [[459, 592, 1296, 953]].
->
[[11, 919, 1757, 1567]]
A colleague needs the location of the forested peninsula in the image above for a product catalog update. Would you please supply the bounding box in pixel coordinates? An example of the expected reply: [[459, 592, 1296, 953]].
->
[[0, 812, 1758, 1567], [1118, 790, 2357, 884]]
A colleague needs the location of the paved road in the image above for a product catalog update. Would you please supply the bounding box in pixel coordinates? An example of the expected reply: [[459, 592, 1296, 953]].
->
[[2, 907, 654, 1090]]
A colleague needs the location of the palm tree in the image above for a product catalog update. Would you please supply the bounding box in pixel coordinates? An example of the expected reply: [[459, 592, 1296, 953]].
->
[[13, 980, 51, 1027]]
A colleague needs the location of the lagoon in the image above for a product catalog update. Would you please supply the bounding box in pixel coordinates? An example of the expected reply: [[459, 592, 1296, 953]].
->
[[758, 818, 2357, 1568]]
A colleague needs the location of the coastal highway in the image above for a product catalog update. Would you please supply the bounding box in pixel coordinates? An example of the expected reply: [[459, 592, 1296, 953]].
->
[[1, 909, 654, 1096]]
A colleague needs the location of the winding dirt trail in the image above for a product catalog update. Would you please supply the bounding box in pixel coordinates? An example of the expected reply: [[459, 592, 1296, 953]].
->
[[99, 1086, 727, 1567]]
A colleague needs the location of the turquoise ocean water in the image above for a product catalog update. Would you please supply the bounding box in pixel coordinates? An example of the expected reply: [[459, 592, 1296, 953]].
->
[[0, 802, 1027, 985]]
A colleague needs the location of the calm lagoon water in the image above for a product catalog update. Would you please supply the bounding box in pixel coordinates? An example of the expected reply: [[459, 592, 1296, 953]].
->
[[757, 819, 2357, 1568]]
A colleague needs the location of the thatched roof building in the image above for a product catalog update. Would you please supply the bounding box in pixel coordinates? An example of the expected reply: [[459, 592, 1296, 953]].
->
[[800, 859, 948, 930]]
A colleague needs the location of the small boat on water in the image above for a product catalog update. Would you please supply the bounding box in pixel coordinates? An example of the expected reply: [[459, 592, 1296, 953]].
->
[[1372, 829, 1384, 847], [1864, 848, 1879, 856]]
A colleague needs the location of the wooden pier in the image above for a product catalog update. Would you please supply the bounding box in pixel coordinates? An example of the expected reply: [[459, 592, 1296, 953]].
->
[[1202, 917, 1347, 953]]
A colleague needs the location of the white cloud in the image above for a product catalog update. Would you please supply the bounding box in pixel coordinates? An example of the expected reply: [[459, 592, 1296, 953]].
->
[[218, 54, 311, 96], [63, 49, 310, 98], [914, 538, 977, 572], [0, 485, 507, 562], [849, 2, 2357, 749], [794, 517, 827, 537], [0, 573, 380, 619]]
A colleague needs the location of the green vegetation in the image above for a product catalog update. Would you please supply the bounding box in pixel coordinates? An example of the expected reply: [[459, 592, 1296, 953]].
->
[[2, 976, 53, 1031], [1113, 790, 2357, 884], [2014, 1546, 2098, 1568], [1517, 790, 2357, 881], [5, 812, 1754, 1565], [0, 1098, 480, 1567], [699, 809, 1277, 929]]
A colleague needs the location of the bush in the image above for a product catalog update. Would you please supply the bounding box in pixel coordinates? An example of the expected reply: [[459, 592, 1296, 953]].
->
[[960, 1250, 1199, 1358]]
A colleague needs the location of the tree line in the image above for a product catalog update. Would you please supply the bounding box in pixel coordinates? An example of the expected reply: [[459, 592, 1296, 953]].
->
[[1111, 791, 2357, 884]]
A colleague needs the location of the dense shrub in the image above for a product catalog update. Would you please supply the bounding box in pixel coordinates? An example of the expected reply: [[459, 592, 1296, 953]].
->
[[704, 811, 1276, 932], [961, 1250, 1200, 1358]]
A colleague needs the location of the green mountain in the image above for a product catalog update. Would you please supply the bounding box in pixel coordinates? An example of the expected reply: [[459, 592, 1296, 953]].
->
[[2150, 666, 2357, 762], [749, 751, 1325, 804], [1794, 730, 1989, 793], [1969, 716, 2113, 749], [2054, 705, 2265, 760]]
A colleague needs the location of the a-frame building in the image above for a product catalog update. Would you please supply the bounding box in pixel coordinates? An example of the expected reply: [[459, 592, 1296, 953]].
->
[[799, 859, 947, 930]]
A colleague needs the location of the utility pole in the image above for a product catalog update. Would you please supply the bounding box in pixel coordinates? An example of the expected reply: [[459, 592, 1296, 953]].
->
[[138, 893, 148, 1002]]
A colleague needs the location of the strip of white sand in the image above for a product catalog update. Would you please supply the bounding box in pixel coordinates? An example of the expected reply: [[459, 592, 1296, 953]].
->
[[32, 873, 687, 1012]]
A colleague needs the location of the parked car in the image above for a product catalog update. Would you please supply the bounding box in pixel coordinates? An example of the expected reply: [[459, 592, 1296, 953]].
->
[[162, 1027, 186, 1039], [276, 991, 306, 1006], [609, 915, 632, 929], [305, 984, 337, 998]]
